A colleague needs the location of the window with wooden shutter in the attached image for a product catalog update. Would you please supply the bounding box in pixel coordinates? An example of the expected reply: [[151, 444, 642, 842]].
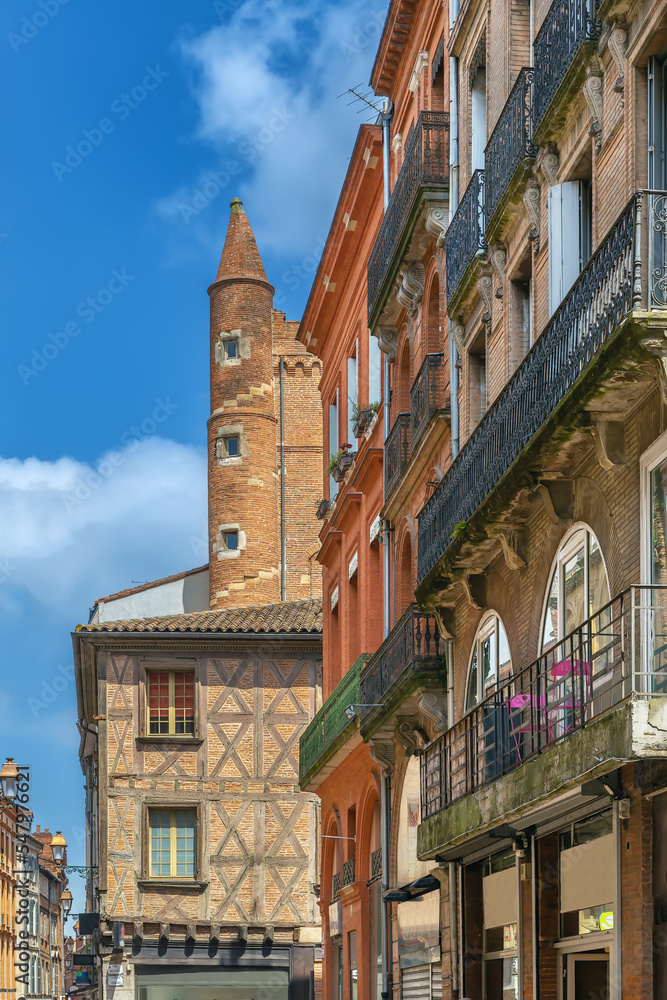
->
[[147, 671, 195, 736]]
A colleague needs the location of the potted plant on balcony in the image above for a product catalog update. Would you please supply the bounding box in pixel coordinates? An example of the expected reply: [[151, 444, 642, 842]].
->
[[327, 443, 355, 483], [352, 400, 380, 438]]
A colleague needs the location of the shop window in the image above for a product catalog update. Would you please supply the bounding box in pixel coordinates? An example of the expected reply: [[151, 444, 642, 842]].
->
[[541, 526, 610, 651], [349, 930, 358, 1000], [147, 671, 195, 736], [559, 811, 613, 937], [148, 808, 196, 879], [334, 940, 344, 1000], [465, 613, 512, 712], [482, 849, 518, 1000]]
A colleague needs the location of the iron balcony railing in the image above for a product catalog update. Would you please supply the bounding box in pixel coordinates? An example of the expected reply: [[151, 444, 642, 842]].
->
[[368, 111, 450, 325], [418, 190, 667, 584], [385, 413, 411, 500], [298, 653, 370, 785], [445, 169, 486, 307], [410, 353, 446, 448], [332, 872, 341, 900], [342, 858, 355, 888], [485, 68, 536, 227], [360, 604, 442, 719], [421, 586, 667, 820], [369, 848, 383, 882], [533, 0, 602, 132]]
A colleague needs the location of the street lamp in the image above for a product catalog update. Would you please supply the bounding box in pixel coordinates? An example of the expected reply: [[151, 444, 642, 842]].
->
[[51, 831, 67, 864], [0, 758, 18, 801], [61, 888, 73, 917]]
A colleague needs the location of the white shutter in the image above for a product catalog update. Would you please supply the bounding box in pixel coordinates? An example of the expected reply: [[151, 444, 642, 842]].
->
[[401, 963, 442, 1000], [329, 391, 339, 499], [348, 351, 358, 443], [548, 181, 586, 315], [471, 69, 486, 172], [369, 329, 381, 405]]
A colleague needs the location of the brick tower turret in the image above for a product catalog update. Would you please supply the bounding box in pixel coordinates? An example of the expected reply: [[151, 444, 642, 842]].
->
[[207, 199, 280, 609]]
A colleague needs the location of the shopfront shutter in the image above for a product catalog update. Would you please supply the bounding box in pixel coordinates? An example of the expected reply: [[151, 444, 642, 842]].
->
[[401, 962, 442, 1000]]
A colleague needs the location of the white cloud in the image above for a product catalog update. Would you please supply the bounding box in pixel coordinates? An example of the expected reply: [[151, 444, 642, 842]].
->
[[0, 437, 207, 616], [156, 0, 385, 263]]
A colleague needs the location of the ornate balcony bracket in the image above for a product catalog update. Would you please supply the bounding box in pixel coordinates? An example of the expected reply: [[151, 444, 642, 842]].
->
[[608, 24, 627, 102], [489, 525, 527, 570], [369, 739, 395, 775], [425, 207, 449, 247], [639, 333, 667, 403], [489, 245, 506, 298], [523, 178, 541, 250], [395, 718, 429, 757], [583, 61, 604, 150], [536, 479, 574, 523], [477, 268, 494, 324], [460, 574, 486, 609], [451, 321, 465, 355], [397, 263, 425, 317], [419, 692, 448, 732], [537, 143, 560, 186], [377, 326, 399, 363], [588, 414, 627, 471]]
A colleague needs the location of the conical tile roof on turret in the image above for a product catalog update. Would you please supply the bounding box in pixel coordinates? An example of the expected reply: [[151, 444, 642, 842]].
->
[[213, 198, 271, 287]]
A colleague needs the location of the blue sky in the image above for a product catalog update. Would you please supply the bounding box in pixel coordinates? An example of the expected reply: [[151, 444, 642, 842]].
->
[[0, 0, 382, 921]]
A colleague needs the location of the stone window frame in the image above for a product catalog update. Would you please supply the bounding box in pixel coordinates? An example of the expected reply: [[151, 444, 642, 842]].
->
[[215, 328, 251, 367], [215, 424, 248, 466], [216, 522, 246, 560]]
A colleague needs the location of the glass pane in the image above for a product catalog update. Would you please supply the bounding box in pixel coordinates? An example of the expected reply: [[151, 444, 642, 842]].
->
[[652, 460, 667, 584], [481, 632, 496, 694], [149, 672, 170, 735], [174, 672, 195, 735], [588, 536, 610, 617], [563, 544, 586, 634], [175, 810, 196, 877], [498, 620, 511, 684], [150, 810, 171, 877], [466, 649, 479, 710], [542, 567, 559, 649], [226, 437, 239, 457]]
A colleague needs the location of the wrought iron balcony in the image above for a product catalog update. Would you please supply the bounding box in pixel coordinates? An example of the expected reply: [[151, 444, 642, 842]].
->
[[384, 413, 410, 500], [418, 190, 667, 585], [298, 653, 370, 788], [369, 848, 383, 882], [342, 857, 355, 888], [445, 169, 486, 308], [533, 0, 601, 135], [410, 353, 446, 449], [485, 68, 536, 230], [332, 872, 341, 900], [368, 111, 450, 327], [360, 604, 442, 729], [421, 585, 667, 820]]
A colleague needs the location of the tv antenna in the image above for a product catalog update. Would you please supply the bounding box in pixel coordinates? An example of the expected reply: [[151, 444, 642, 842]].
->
[[337, 84, 385, 121]]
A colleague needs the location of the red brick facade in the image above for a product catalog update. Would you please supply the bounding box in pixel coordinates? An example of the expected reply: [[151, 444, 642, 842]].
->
[[208, 199, 322, 609]]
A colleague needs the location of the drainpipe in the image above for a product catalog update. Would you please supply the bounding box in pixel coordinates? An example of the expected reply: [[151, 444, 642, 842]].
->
[[381, 770, 393, 1000], [381, 99, 394, 639], [448, 57, 460, 458], [279, 355, 286, 602], [447, 643, 459, 999]]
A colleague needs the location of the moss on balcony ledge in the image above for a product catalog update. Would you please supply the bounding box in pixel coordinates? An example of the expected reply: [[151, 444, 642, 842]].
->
[[417, 696, 667, 859]]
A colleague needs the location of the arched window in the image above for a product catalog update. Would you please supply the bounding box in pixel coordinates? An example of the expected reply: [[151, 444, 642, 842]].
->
[[541, 525, 610, 650], [465, 613, 512, 711]]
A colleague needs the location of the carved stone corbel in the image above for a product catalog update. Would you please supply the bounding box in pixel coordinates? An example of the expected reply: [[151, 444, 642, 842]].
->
[[419, 692, 448, 732], [608, 25, 627, 103], [425, 206, 449, 247], [377, 326, 398, 363], [523, 179, 541, 250], [489, 245, 506, 298], [186, 923, 196, 943], [369, 739, 395, 775], [432, 605, 456, 639], [640, 334, 667, 403], [159, 923, 170, 943], [460, 574, 486, 610], [395, 719, 429, 756], [538, 143, 560, 186], [589, 414, 627, 471], [133, 922, 144, 942], [536, 479, 573, 523], [583, 62, 604, 150], [451, 320, 465, 355], [477, 268, 494, 324], [490, 526, 527, 570], [210, 925, 221, 944], [397, 263, 425, 316]]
